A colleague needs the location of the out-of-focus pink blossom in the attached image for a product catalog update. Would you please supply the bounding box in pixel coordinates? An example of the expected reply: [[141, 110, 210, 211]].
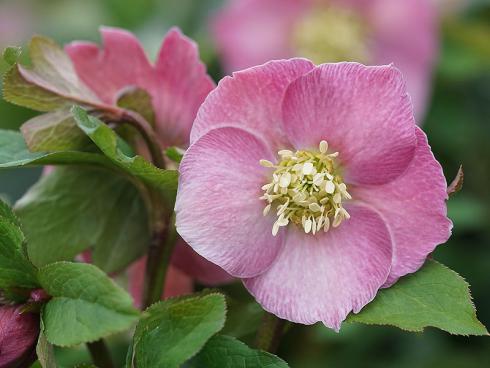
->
[[0, 305, 39, 368], [212, 0, 438, 119], [62, 28, 233, 296], [175, 60, 452, 330], [66, 27, 215, 147]]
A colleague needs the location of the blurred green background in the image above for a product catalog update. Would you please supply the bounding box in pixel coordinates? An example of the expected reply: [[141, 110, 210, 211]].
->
[[1, 0, 490, 367]]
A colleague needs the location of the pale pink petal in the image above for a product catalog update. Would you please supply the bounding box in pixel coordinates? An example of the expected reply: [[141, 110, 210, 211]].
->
[[66, 27, 152, 104], [282, 63, 417, 185], [212, 0, 310, 72], [128, 257, 193, 308], [366, 0, 438, 120], [176, 127, 284, 278], [191, 59, 314, 149], [152, 28, 216, 147], [171, 239, 234, 285], [244, 204, 392, 330], [353, 128, 452, 286]]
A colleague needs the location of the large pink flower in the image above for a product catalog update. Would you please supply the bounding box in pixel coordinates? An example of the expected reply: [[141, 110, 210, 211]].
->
[[66, 27, 232, 294], [175, 60, 452, 330], [212, 0, 438, 119]]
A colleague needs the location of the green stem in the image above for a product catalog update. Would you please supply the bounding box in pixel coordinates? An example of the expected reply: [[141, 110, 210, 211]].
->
[[255, 312, 287, 353], [141, 206, 177, 309], [87, 339, 114, 368]]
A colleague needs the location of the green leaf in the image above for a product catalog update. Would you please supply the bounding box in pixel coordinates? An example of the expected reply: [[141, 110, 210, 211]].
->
[[21, 109, 90, 152], [0, 199, 38, 289], [117, 87, 155, 127], [190, 335, 289, 368], [348, 260, 488, 335], [129, 293, 227, 368], [72, 106, 178, 207], [2, 46, 22, 66], [37, 321, 57, 368], [16, 167, 150, 274], [38, 262, 140, 346], [0, 129, 113, 169], [2, 36, 100, 112], [222, 300, 264, 338], [165, 146, 184, 164]]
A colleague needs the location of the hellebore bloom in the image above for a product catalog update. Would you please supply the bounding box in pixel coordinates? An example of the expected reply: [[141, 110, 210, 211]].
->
[[212, 0, 438, 118], [175, 60, 452, 329], [0, 305, 39, 368], [66, 28, 232, 290]]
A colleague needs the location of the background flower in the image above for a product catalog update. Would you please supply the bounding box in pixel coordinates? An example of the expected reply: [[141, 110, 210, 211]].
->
[[212, 0, 438, 119]]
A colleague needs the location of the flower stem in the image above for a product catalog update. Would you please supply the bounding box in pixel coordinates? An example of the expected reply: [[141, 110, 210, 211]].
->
[[87, 339, 114, 368], [255, 312, 287, 353], [141, 206, 177, 309]]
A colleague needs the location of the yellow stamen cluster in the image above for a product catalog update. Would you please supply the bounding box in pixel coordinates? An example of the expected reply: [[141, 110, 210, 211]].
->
[[291, 4, 371, 65], [260, 140, 351, 236]]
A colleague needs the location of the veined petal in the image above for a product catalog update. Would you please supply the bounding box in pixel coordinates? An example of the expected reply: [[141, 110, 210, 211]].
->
[[191, 58, 315, 149], [66, 27, 152, 104], [282, 62, 417, 185], [176, 127, 284, 278], [244, 204, 392, 330], [353, 127, 452, 286], [152, 28, 216, 147]]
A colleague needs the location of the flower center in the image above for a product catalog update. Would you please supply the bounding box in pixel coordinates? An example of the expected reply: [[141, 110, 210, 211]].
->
[[260, 140, 351, 236], [291, 3, 371, 64]]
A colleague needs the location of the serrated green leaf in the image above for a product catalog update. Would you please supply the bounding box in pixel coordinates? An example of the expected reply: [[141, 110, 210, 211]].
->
[[16, 167, 150, 274], [72, 106, 178, 207], [38, 262, 139, 346], [190, 335, 289, 368], [117, 87, 155, 127], [2, 46, 22, 66], [2, 36, 100, 112], [37, 320, 57, 368], [348, 260, 488, 335], [21, 109, 90, 152], [0, 199, 38, 289], [222, 300, 264, 338], [0, 129, 113, 169], [130, 293, 227, 368]]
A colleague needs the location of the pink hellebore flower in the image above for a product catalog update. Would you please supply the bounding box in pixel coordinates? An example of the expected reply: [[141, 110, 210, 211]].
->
[[0, 305, 39, 368], [212, 0, 438, 119], [175, 60, 452, 330], [66, 27, 232, 295]]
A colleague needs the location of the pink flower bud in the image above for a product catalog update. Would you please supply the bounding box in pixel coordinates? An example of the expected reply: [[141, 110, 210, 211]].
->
[[0, 305, 39, 368]]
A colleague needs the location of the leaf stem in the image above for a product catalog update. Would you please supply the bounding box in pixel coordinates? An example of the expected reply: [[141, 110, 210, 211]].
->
[[87, 339, 114, 368], [118, 109, 166, 169], [255, 312, 287, 353]]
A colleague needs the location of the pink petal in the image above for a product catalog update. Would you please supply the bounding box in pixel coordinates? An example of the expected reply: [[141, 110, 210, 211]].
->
[[171, 239, 234, 285], [191, 58, 314, 149], [176, 127, 284, 278], [282, 63, 417, 185], [244, 204, 392, 330], [367, 0, 438, 120], [212, 0, 309, 72], [353, 128, 452, 287], [66, 27, 152, 104], [128, 257, 193, 308], [152, 28, 216, 147]]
